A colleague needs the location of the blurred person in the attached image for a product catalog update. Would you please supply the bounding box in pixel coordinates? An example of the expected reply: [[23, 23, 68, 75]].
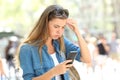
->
[[5, 40, 15, 68], [16, 5, 91, 80], [5, 37, 19, 67], [109, 32, 118, 54], [0, 58, 5, 75], [117, 39, 120, 53], [4, 39, 21, 80], [87, 37, 97, 59], [5, 40, 13, 61], [97, 35, 110, 55]]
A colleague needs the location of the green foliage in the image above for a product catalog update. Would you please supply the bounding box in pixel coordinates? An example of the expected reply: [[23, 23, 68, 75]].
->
[[0, 0, 119, 37]]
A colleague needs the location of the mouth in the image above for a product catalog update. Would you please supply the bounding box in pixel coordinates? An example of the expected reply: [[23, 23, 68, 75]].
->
[[55, 35, 60, 37], [54, 34, 61, 38]]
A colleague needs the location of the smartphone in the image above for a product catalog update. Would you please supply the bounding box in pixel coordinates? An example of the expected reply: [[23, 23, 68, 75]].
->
[[66, 51, 77, 64]]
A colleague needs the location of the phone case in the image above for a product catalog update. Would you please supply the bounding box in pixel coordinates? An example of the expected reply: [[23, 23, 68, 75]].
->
[[66, 51, 77, 64]]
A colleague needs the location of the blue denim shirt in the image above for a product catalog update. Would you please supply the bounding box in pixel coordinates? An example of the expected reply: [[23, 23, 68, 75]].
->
[[19, 38, 81, 80]]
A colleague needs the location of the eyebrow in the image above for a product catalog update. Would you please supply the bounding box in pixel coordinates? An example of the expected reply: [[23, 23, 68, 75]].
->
[[54, 24, 66, 28]]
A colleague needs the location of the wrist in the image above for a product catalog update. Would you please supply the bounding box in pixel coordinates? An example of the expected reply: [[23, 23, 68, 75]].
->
[[50, 68, 57, 78]]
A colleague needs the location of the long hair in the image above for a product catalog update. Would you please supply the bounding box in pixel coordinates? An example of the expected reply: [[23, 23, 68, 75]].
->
[[15, 5, 69, 68]]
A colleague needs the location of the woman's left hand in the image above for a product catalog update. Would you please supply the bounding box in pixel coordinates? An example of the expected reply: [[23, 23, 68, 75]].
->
[[66, 19, 79, 33]]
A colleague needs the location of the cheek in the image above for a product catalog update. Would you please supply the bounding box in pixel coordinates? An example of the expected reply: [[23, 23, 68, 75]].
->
[[49, 28, 56, 36], [49, 30, 53, 36], [61, 28, 65, 33], [60, 30, 64, 34], [62, 29, 65, 33], [59, 29, 64, 36]]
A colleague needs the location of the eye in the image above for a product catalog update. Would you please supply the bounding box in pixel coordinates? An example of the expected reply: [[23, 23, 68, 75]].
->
[[54, 25, 59, 28], [61, 25, 66, 29], [62, 26, 66, 29]]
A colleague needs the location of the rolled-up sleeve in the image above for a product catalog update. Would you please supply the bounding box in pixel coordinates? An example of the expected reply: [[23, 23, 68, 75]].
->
[[19, 45, 34, 80], [64, 38, 81, 62]]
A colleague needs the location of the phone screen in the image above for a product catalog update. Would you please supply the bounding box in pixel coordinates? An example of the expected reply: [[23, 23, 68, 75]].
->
[[66, 51, 77, 64]]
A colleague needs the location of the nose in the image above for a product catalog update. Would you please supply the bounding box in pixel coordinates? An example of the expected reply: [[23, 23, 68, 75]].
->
[[57, 28, 63, 34], [56, 30, 60, 34]]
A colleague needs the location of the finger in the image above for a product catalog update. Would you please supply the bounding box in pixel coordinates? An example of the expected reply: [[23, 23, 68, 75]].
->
[[65, 60, 72, 63], [67, 21, 74, 25], [64, 60, 73, 65], [67, 22, 76, 30], [67, 19, 74, 24], [67, 18, 72, 22], [66, 64, 73, 68], [67, 19, 76, 24]]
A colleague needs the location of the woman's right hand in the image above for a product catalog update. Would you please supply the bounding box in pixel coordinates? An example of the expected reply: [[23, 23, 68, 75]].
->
[[52, 60, 73, 75], [33, 60, 73, 80]]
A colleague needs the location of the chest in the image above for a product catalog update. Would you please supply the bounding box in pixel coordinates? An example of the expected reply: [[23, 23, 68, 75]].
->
[[32, 49, 65, 77]]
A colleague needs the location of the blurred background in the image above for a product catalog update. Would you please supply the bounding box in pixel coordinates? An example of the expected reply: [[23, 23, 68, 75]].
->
[[0, 0, 120, 80]]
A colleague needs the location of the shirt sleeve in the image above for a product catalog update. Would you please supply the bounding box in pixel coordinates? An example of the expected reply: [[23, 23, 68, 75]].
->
[[19, 44, 34, 80], [64, 37, 81, 62]]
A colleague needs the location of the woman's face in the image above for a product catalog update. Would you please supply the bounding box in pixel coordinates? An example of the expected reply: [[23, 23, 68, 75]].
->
[[48, 18, 67, 40]]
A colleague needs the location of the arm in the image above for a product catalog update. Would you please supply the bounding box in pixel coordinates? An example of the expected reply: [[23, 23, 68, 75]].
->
[[20, 44, 73, 80], [20, 45, 53, 80], [32, 68, 55, 80], [32, 60, 73, 80], [0, 59, 5, 75], [67, 19, 91, 65], [19, 45, 34, 80]]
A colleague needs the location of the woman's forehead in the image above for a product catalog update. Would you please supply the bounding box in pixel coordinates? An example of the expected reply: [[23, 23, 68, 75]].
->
[[49, 18, 67, 25]]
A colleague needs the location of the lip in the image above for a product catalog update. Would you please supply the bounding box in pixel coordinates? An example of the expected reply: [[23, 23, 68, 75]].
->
[[52, 35, 60, 39], [55, 35, 59, 37], [54, 34, 61, 37]]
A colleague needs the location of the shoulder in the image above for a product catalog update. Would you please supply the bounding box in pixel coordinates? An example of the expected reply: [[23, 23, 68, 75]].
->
[[20, 43, 38, 50], [20, 43, 32, 49], [64, 37, 70, 42], [19, 43, 37, 57], [19, 44, 32, 56], [63, 37, 73, 45]]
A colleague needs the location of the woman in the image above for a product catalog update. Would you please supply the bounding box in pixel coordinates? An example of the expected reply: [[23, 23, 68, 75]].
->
[[16, 5, 91, 80]]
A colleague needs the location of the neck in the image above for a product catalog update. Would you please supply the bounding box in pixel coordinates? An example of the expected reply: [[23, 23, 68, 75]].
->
[[46, 37, 55, 54], [46, 37, 52, 46]]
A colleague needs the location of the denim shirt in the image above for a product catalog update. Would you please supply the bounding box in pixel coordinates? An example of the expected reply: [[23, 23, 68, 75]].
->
[[19, 38, 81, 80]]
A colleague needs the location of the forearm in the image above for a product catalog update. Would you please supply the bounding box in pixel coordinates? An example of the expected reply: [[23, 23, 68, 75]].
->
[[66, 19, 91, 64], [75, 31, 91, 63], [32, 60, 72, 80], [32, 68, 55, 80], [0, 59, 5, 75]]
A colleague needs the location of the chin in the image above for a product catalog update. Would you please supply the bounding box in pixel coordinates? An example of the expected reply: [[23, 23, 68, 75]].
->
[[52, 37, 60, 40], [52, 38, 59, 40]]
